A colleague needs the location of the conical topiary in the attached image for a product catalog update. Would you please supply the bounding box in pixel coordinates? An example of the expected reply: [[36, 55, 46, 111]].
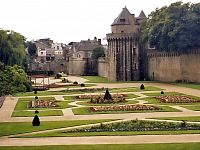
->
[[32, 115, 40, 126], [140, 84, 145, 90], [104, 89, 112, 100]]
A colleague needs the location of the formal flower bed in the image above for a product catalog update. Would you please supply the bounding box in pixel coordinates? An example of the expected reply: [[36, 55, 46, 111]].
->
[[75, 94, 127, 104], [74, 94, 126, 99], [90, 104, 159, 112], [28, 100, 58, 108], [66, 120, 200, 133], [155, 96, 200, 103]]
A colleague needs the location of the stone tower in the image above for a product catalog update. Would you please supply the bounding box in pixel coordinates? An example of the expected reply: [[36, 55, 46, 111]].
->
[[106, 7, 146, 81]]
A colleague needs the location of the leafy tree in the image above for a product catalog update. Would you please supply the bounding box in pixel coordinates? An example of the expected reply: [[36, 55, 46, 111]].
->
[[0, 29, 26, 67], [92, 47, 105, 59], [0, 63, 32, 96], [26, 41, 37, 56], [141, 1, 200, 51]]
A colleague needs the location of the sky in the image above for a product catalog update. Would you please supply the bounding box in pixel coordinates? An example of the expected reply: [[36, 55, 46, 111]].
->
[[0, 0, 199, 44]]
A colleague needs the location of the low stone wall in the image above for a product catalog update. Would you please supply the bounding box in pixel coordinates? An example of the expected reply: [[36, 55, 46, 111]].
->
[[98, 57, 109, 78], [29, 60, 68, 74]]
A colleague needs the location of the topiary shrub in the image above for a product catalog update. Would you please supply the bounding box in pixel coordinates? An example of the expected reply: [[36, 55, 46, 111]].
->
[[80, 83, 85, 87], [104, 89, 112, 100], [32, 115, 40, 126], [161, 91, 164, 94], [73, 81, 78, 85], [140, 84, 145, 90]]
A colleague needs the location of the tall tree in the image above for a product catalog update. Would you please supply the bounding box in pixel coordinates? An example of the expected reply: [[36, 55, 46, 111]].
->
[[26, 41, 37, 56], [141, 1, 200, 51], [92, 47, 105, 59], [0, 29, 26, 67]]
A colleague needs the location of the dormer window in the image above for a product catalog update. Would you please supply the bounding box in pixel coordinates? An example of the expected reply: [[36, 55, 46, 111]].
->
[[120, 19, 125, 22]]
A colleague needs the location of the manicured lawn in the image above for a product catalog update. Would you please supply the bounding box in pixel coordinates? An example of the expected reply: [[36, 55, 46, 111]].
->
[[141, 97, 200, 105], [12, 110, 63, 117], [82, 76, 109, 83], [15, 91, 67, 97], [181, 105, 200, 111], [110, 86, 162, 92], [18, 97, 56, 101], [63, 83, 96, 88], [22, 130, 200, 138], [174, 83, 200, 90], [0, 120, 113, 136], [142, 92, 184, 96], [1, 143, 200, 150], [151, 116, 200, 122], [72, 106, 180, 115], [63, 96, 75, 101]]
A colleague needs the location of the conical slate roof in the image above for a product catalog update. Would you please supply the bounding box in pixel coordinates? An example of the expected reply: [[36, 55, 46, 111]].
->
[[111, 7, 131, 26], [138, 10, 146, 18]]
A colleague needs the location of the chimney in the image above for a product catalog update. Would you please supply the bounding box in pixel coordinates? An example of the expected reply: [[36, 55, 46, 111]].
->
[[98, 39, 101, 45]]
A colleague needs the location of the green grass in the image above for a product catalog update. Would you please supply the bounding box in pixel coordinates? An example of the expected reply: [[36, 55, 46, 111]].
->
[[72, 106, 180, 115], [63, 96, 75, 101], [151, 116, 200, 122], [174, 83, 200, 90], [82, 76, 109, 83], [22, 130, 200, 138], [18, 97, 56, 101], [110, 86, 162, 92], [63, 83, 96, 88], [0, 120, 113, 137], [181, 105, 200, 111], [1, 143, 200, 150], [141, 96, 200, 105], [142, 92, 184, 96], [12, 110, 63, 117]]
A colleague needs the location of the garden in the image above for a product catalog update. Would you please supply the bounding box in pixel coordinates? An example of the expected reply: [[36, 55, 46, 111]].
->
[[12, 97, 73, 117]]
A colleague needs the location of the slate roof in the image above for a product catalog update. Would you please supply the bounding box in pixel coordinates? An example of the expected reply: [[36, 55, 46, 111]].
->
[[111, 7, 131, 26], [138, 10, 147, 18]]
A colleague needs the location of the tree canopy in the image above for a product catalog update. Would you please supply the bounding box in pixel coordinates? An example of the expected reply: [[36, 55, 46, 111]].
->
[[26, 41, 37, 56], [92, 47, 105, 59], [0, 29, 27, 66], [141, 1, 200, 51], [0, 63, 32, 96]]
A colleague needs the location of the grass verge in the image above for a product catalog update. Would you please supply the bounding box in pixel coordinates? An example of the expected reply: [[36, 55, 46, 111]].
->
[[12, 110, 63, 117], [150, 116, 200, 122], [1, 143, 200, 150], [0, 120, 113, 137]]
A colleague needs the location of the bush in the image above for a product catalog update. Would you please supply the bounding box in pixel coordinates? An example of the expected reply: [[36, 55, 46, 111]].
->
[[104, 89, 112, 100], [73, 81, 78, 85], [140, 84, 145, 90], [35, 110, 39, 114], [32, 115, 40, 126], [161, 91, 164, 94], [80, 83, 85, 87], [55, 74, 62, 79], [62, 78, 69, 83]]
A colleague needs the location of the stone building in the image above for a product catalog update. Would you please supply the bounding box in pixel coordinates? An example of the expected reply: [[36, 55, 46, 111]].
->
[[67, 37, 102, 75], [106, 7, 146, 81]]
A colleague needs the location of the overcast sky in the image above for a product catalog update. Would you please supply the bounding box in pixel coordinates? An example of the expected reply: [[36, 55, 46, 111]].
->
[[0, 0, 199, 44]]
